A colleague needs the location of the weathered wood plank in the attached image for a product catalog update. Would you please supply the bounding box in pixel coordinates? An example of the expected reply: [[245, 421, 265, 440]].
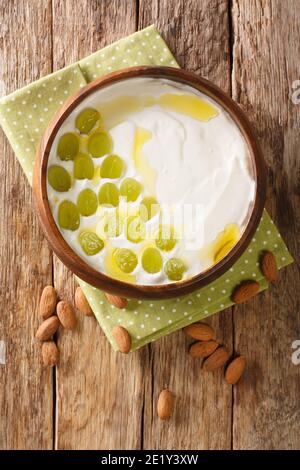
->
[[139, 0, 233, 450], [232, 0, 300, 449], [52, 0, 138, 68], [139, 0, 231, 91], [52, 0, 145, 450], [0, 0, 53, 450], [2, 0, 297, 451]]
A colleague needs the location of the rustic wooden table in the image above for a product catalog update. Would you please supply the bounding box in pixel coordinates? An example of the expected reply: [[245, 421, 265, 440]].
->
[[0, 0, 299, 450]]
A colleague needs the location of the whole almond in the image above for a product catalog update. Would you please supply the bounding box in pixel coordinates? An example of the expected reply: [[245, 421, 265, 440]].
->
[[231, 280, 260, 304], [260, 251, 278, 283], [75, 287, 94, 316], [39, 285, 57, 319], [36, 316, 60, 341], [183, 322, 215, 341], [157, 389, 174, 420], [112, 325, 131, 353], [56, 300, 77, 330], [42, 341, 59, 367], [202, 346, 230, 371], [189, 340, 219, 358], [225, 356, 246, 384], [105, 293, 128, 309]]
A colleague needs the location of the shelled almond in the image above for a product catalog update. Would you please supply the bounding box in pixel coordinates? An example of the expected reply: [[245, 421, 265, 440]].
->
[[189, 340, 219, 358], [112, 325, 132, 353], [105, 293, 128, 309], [225, 356, 246, 384], [75, 287, 94, 316], [57, 300, 77, 330], [36, 316, 60, 341], [36, 286, 81, 367], [260, 251, 278, 283], [186, 319, 247, 387], [42, 341, 60, 367], [202, 346, 230, 372], [157, 389, 174, 420], [39, 285, 57, 319], [183, 322, 215, 341], [231, 280, 260, 304]]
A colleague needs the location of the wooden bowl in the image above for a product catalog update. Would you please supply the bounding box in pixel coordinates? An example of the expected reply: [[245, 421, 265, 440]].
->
[[33, 66, 266, 299]]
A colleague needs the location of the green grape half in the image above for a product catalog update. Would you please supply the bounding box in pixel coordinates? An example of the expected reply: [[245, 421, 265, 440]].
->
[[100, 154, 125, 179], [77, 188, 98, 216], [78, 230, 104, 255], [88, 131, 112, 158], [98, 183, 119, 207], [141, 247, 163, 274], [57, 132, 79, 161], [164, 258, 186, 281], [74, 153, 94, 180], [75, 108, 100, 134], [58, 200, 80, 231], [140, 196, 160, 221], [155, 224, 176, 251], [114, 248, 138, 273], [126, 216, 146, 243], [48, 165, 71, 192], [120, 178, 142, 202]]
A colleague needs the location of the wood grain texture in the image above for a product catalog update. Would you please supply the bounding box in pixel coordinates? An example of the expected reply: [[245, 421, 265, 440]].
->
[[139, 0, 233, 449], [0, 0, 53, 450], [231, 0, 300, 449], [52, 0, 145, 450], [1, 0, 299, 451], [139, 0, 231, 91], [52, 0, 137, 69]]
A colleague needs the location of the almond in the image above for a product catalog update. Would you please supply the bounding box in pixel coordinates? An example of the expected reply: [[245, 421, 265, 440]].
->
[[75, 287, 94, 317], [112, 325, 131, 353], [225, 356, 246, 384], [189, 340, 219, 358], [183, 322, 215, 341], [56, 300, 77, 330], [39, 285, 57, 319], [36, 316, 60, 341], [231, 280, 260, 304], [260, 251, 278, 283], [157, 389, 174, 420], [42, 341, 59, 367], [105, 293, 128, 309], [202, 346, 230, 371]]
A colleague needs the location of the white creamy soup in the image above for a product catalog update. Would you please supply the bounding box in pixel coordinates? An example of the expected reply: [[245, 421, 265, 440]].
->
[[47, 77, 255, 285]]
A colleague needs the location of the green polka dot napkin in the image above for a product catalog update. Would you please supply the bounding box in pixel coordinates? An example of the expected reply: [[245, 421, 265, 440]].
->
[[0, 25, 293, 351]]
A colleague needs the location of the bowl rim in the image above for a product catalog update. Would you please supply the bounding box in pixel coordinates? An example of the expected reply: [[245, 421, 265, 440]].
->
[[33, 66, 267, 299]]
